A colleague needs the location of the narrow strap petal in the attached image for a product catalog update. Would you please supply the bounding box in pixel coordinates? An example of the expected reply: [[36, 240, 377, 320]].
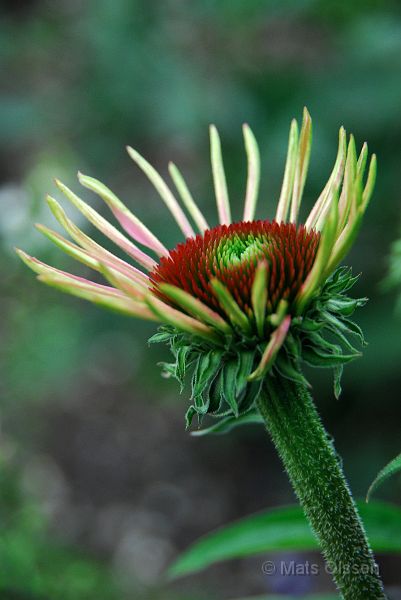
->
[[36, 224, 146, 299], [289, 108, 312, 224], [17, 249, 153, 318], [305, 126, 347, 230], [242, 124, 261, 222], [248, 315, 291, 381], [210, 125, 231, 225], [361, 154, 377, 211], [275, 119, 299, 223], [46, 195, 149, 289], [127, 146, 195, 239], [325, 156, 375, 275], [17, 249, 122, 296], [168, 162, 209, 233], [38, 274, 156, 319], [36, 224, 100, 270], [295, 197, 339, 315], [251, 260, 268, 337], [158, 283, 231, 334], [146, 295, 221, 343], [336, 136, 357, 234], [98, 263, 147, 300], [54, 180, 156, 271], [210, 278, 250, 333], [77, 173, 168, 256]]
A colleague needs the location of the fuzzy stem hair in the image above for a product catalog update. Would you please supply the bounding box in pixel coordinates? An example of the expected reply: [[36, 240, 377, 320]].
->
[[257, 377, 387, 600]]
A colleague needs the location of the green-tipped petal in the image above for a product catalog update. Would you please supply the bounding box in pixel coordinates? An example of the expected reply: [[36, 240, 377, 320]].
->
[[78, 172, 168, 256], [289, 108, 312, 224], [16, 249, 149, 316], [35, 224, 99, 270], [337, 135, 357, 234], [159, 283, 232, 334], [146, 295, 221, 343], [38, 274, 155, 319], [126, 146, 195, 239], [248, 315, 291, 381], [242, 124, 261, 222], [269, 299, 289, 328], [357, 142, 368, 180], [46, 195, 149, 289], [54, 179, 156, 271], [275, 119, 299, 223], [325, 208, 363, 276], [362, 154, 377, 211], [98, 263, 146, 300], [326, 154, 372, 275], [17, 248, 99, 287], [295, 196, 339, 315], [210, 125, 231, 225], [305, 126, 347, 231], [210, 278, 251, 333], [168, 162, 209, 233], [251, 261, 268, 337]]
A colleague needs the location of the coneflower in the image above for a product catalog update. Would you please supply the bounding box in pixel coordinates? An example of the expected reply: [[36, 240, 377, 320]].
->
[[18, 109, 386, 599]]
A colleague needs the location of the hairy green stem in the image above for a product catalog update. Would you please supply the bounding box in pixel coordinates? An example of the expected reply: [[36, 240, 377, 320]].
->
[[257, 376, 386, 600]]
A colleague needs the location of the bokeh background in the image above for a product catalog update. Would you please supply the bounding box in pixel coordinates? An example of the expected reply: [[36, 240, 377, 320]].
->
[[1, 1, 401, 599]]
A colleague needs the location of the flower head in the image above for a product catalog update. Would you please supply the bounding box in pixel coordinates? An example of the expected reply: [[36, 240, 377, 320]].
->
[[18, 109, 376, 428]]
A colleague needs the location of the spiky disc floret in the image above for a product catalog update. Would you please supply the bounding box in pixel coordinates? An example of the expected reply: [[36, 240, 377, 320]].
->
[[151, 221, 320, 331]]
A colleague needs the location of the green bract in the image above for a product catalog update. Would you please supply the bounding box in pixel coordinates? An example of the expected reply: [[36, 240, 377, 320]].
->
[[150, 267, 366, 428]]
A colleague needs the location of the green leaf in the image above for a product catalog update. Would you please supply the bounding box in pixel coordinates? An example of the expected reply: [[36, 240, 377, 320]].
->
[[175, 345, 192, 385], [190, 350, 223, 416], [148, 331, 173, 344], [302, 346, 358, 368], [191, 411, 264, 436], [236, 350, 255, 397], [168, 500, 401, 578], [222, 358, 241, 417], [367, 452, 401, 501]]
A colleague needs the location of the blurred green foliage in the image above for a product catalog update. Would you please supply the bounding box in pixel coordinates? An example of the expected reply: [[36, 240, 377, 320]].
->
[[0, 458, 121, 600], [1, 1, 401, 598]]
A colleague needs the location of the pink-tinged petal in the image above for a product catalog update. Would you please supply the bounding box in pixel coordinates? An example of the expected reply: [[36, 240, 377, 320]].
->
[[289, 107, 312, 224], [248, 315, 291, 381], [275, 119, 299, 223], [38, 274, 157, 320], [242, 124, 261, 222], [168, 162, 209, 233], [98, 263, 145, 300], [46, 195, 149, 290], [126, 146, 195, 239], [210, 125, 231, 225], [146, 295, 221, 343], [37, 225, 146, 300], [17, 249, 122, 296], [54, 180, 156, 271], [77, 173, 168, 256]]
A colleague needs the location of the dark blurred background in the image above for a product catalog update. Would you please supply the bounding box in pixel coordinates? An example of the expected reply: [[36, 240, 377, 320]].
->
[[1, 1, 401, 599]]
